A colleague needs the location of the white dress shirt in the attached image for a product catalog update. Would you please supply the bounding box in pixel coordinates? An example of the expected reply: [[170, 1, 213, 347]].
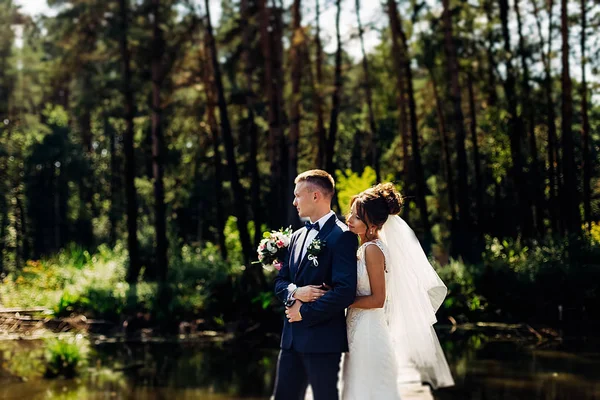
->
[[287, 210, 336, 303], [300, 210, 335, 260]]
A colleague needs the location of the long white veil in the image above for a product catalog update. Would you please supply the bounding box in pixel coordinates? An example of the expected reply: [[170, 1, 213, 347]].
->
[[379, 215, 454, 389]]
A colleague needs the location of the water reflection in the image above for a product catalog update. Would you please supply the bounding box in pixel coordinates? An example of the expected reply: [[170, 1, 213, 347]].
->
[[436, 330, 600, 400], [1, 328, 599, 400]]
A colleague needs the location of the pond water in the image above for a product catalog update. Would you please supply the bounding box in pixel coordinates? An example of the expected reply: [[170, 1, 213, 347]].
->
[[1, 327, 599, 400]]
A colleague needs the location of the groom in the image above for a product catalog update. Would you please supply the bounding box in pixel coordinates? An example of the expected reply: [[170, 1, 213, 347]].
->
[[273, 169, 358, 400]]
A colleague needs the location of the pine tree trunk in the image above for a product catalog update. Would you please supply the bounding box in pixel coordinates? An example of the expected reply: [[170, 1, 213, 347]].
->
[[442, 0, 471, 244], [118, 0, 141, 284], [150, 0, 169, 283], [240, 0, 262, 246], [325, 0, 343, 176], [259, 0, 285, 225], [499, 0, 533, 237], [483, 0, 499, 108], [429, 74, 457, 223], [107, 113, 118, 247], [580, 0, 592, 232], [288, 0, 303, 225], [356, 0, 380, 181], [314, 0, 327, 169], [202, 35, 227, 261], [389, 2, 430, 236], [560, 0, 580, 234], [273, 1, 288, 222], [515, 0, 544, 234], [206, 0, 260, 279], [532, 0, 560, 233], [386, 0, 410, 187], [466, 70, 484, 230]]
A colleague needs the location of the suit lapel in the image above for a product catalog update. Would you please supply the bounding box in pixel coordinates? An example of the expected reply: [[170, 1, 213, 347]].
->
[[291, 228, 308, 276], [295, 215, 337, 280]]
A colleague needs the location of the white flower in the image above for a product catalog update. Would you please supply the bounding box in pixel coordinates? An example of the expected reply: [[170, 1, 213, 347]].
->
[[266, 241, 277, 254]]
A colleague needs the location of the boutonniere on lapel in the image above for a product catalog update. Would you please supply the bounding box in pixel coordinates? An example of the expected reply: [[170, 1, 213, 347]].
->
[[306, 239, 326, 267]]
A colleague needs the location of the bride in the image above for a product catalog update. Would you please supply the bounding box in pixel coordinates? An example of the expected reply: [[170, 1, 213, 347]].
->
[[342, 183, 454, 399]]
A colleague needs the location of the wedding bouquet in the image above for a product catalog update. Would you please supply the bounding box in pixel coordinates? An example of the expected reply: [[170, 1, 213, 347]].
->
[[256, 226, 293, 271]]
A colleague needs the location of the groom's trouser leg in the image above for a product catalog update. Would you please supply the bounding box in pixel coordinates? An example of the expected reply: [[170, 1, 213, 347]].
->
[[273, 348, 308, 400], [303, 352, 342, 400]]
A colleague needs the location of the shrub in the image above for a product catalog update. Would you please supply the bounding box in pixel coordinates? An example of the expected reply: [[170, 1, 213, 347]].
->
[[44, 335, 89, 378]]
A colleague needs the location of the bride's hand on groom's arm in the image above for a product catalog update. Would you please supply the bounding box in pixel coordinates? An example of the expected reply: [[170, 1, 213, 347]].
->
[[294, 285, 327, 303], [285, 301, 303, 323]]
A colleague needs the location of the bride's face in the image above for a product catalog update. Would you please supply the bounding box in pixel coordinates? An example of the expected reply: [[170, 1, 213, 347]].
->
[[347, 202, 367, 237]]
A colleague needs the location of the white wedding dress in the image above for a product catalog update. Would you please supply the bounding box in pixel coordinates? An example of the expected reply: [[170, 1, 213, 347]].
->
[[305, 216, 454, 400], [342, 239, 402, 400]]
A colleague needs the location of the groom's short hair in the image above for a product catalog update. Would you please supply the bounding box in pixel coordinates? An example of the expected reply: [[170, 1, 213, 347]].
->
[[295, 170, 335, 199]]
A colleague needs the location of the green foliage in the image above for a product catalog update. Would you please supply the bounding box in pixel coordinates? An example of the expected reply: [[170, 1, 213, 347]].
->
[[43, 104, 69, 128], [0, 241, 235, 322], [252, 291, 278, 310], [224, 216, 245, 268], [586, 221, 600, 245], [0, 340, 46, 380], [335, 167, 378, 215], [434, 236, 600, 322], [433, 258, 487, 318], [44, 335, 89, 378], [166, 242, 234, 321]]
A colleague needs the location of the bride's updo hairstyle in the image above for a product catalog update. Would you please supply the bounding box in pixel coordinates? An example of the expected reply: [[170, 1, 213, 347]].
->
[[349, 183, 403, 237]]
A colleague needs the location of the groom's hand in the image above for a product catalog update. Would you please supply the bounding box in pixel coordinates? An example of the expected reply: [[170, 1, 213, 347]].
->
[[285, 301, 303, 323], [294, 285, 327, 303]]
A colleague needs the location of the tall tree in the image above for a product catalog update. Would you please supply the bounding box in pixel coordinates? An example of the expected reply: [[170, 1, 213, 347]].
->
[[106, 113, 118, 247], [429, 73, 457, 224], [201, 32, 227, 261], [532, 0, 560, 233], [515, 0, 544, 233], [118, 0, 141, 284], [258, 0, 285, 225], [560, 0, 580, 234], [442, 0, 472, 249], [325, 0, 343, 176], [314, 0, 327, 169], [287, 0, 304, 225], [387, 0, 431, 236], [466, 69, 484, 230], [482, 0, 499, 108], [205, 0, 258, 278], [499, 0, 533, 237], [580, 0, 592, 232], [240, 0, 262, 246], [355, 0, 380, 181], [385, 0, 410, 188], [150, 0, 169, 283]]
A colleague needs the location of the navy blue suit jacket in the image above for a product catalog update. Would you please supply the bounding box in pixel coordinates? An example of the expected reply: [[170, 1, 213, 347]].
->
[[274, 214, 358, 353]]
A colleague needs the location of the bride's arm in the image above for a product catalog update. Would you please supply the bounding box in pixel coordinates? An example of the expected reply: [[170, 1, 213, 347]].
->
[[349, 245, 386, 309]]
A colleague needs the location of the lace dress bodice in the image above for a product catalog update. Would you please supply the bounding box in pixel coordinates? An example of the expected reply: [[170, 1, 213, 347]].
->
[[342, 239, 401, 400], [355, 239, 390, 296]]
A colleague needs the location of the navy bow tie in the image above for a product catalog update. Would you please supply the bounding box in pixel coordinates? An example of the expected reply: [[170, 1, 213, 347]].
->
[[305, 221, 320, 232]]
